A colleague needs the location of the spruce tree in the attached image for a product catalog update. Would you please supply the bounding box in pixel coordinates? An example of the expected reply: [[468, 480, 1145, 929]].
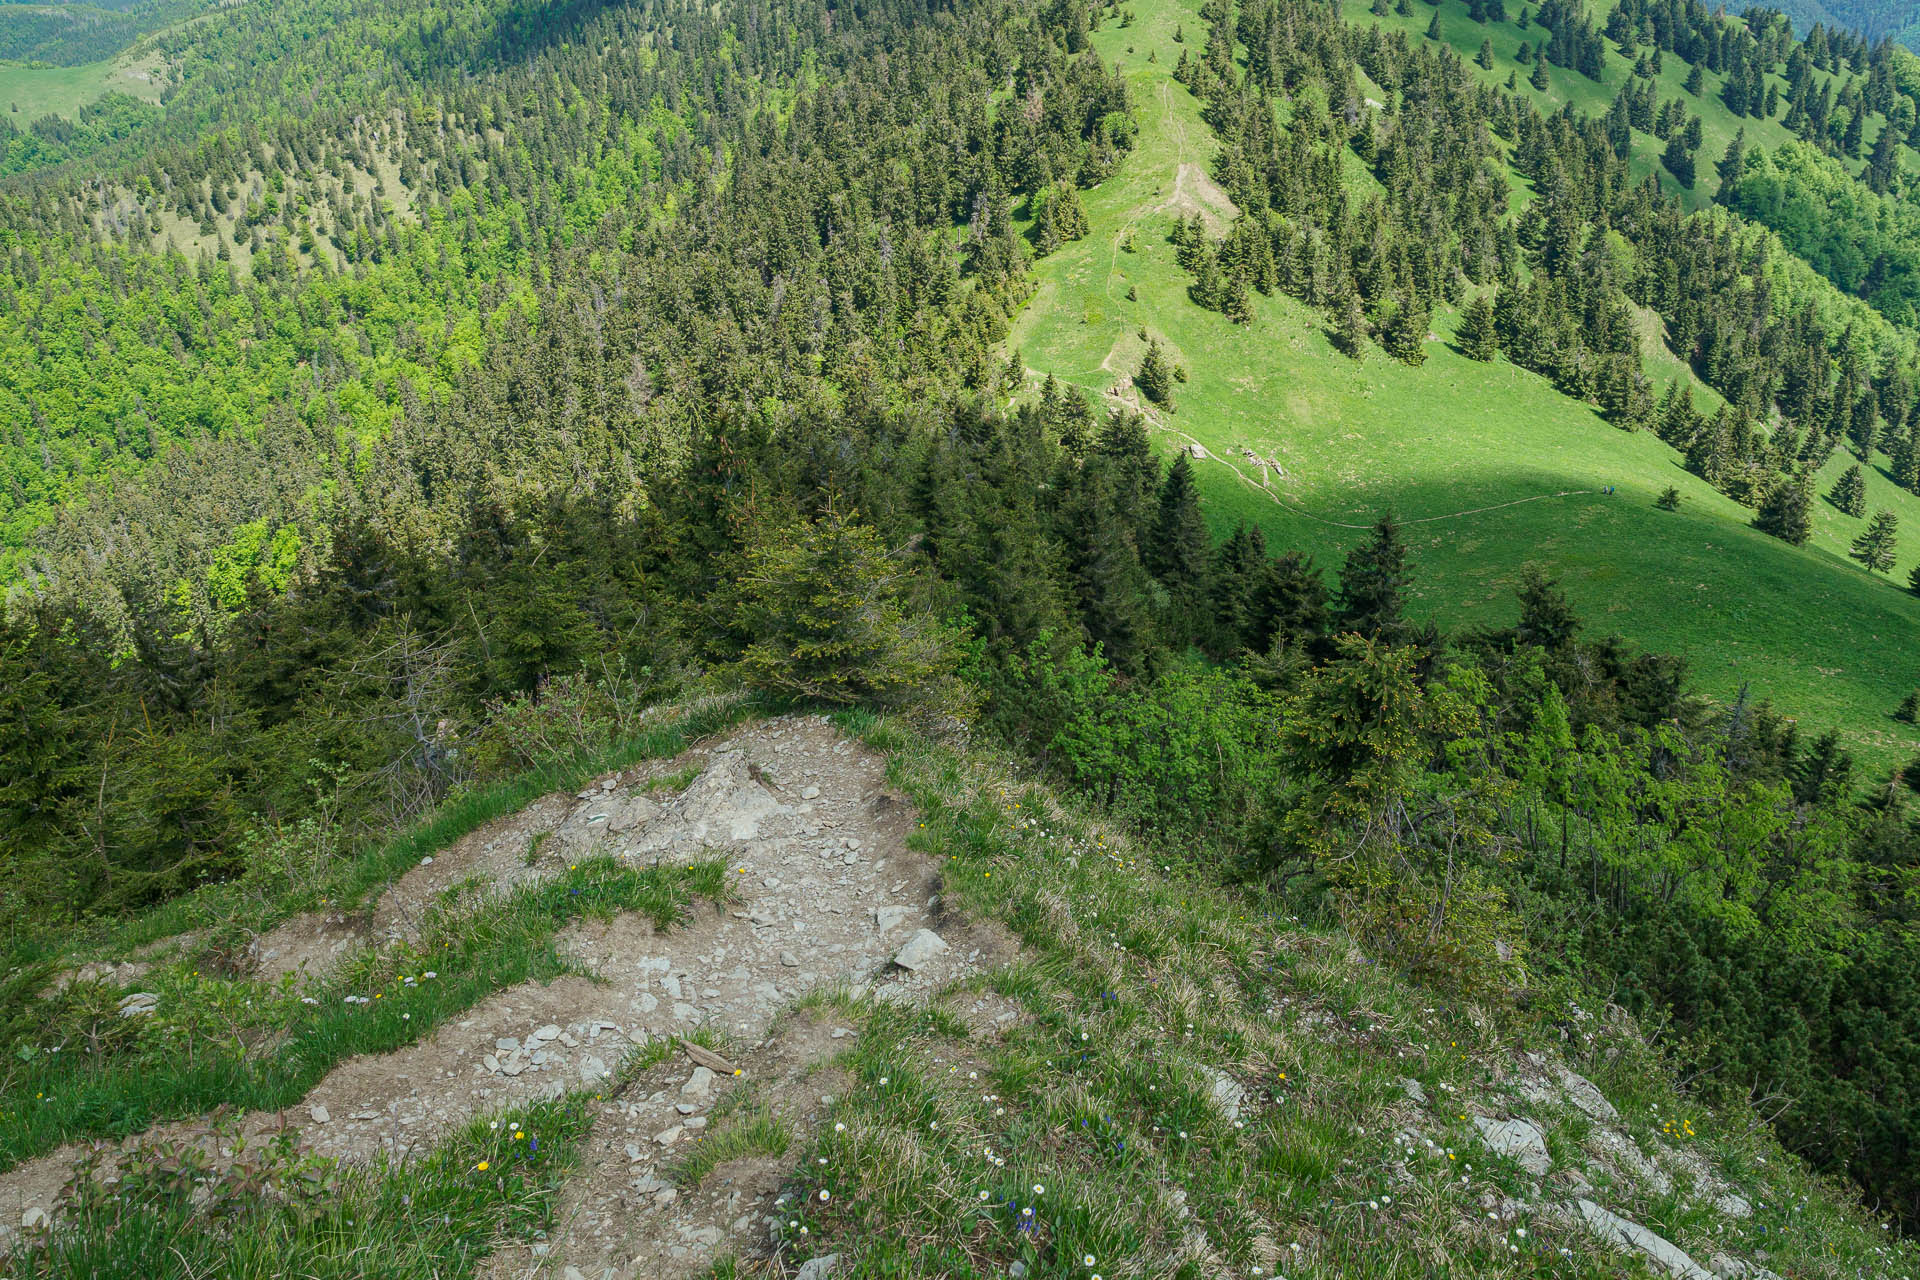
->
[[1828, 463, 1867, 517], [1384, 293, 1429, 365], [1896, 690, 1920, 724], [1683, 63, 1703, 95], [1753, 474, 1813, 545], [1530, 57, 1549, 91], [1656, 486, 1681, 510], [1662, 133, 1695, 187], [1335, 515, 1409, 640], [1851, 510, 1899, 574], [1334, 288, 1368, 359], [1717, 130, 1747, 186], [1426, 9, 1442, 39], [1477, 38, 1495, 69], [1136, 339, 1175, 409], [1146, 455, 1213, 643], [1058, 463, 1152, 673], [1458, 293, 1497, 361]]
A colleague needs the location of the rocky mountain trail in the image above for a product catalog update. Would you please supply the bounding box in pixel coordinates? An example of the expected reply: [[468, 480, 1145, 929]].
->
[[482, 1009, 856, 1280], [0, 715, 1021, 1272]]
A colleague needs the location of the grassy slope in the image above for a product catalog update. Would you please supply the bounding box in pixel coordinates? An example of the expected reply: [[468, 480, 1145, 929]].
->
[[15, 702, 1917, 1277], [1008, 0, 1920, 773], [774, 712, 1918, 1279], [0, 45, 164, 118]]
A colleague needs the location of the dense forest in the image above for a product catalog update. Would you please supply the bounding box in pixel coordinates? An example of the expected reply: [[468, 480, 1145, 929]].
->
[[0, 0, 194, 66], [1766, 0, 1920, 50], [4, 0, 1920, 1242]]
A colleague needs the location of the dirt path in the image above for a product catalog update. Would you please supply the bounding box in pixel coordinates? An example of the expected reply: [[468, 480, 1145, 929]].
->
[[0, 716, 1018, 1277]]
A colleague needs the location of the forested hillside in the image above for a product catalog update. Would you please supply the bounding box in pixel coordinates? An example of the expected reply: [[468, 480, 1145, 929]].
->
[[1766, 0, 1920, 50], [6, 0, 1920, 1269]]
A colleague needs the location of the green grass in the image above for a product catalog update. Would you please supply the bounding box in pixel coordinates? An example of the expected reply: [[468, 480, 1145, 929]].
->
[[1008, 0, 1920, 774], [0, 857, 734, 1171], [6, 1094, 596, 1279], [0, 47, 164, 121], [761, 711, 1919, 1278]]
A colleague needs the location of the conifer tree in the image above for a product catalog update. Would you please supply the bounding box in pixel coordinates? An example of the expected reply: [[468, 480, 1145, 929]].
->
[[1656, 486, 1681, 510], [1662, 133, 1695, 187], [1136, 339, 1175, 409], [1753, 473, 1813, 545], [1477, 39, 1495, 69], [1057, 463, 1152, 673], [1897, 690, 1920, 723], [1717, 130, 1747, 186], [1530, 57, 1549, 91], [1829, 463, 1867, 517], [1384, 293, 1429, 365], [1684, 63, 1703, 95], [1851, 510, 1899, 574], [1458, 293, 1497, 361], [1335, 515, 1409, 640], [1426, 9, 1442, 39], [1333, 288, 1368, 359], [1146, 455, 1213, 643]]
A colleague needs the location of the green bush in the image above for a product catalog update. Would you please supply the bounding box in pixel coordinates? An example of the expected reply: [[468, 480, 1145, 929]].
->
[[728, 504, 973, 721]]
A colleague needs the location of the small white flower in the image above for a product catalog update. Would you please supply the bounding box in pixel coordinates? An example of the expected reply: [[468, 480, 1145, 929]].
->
[[1032, 1184, 1045, 1196], [819, 1190, 831, 1203], [1083, 1256, 1096, 1267]]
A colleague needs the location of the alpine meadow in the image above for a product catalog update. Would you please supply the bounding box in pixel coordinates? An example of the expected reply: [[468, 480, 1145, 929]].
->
[[5, 0, 1920, 1274]]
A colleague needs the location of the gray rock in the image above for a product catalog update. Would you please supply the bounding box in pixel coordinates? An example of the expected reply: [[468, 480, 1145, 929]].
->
[[1472, 1115, 1552, 1177], [780, 950, 801, 967], [483, 1054, 502, 1074], [20, 1207, 47, 1230], [795, 1257, 841, 1280], [117, 992, 159, 1017], [654, 1125, 684, 1146], [1555, 1066, 1619, 1121], [531, 1024, 562, 1042], [893, 929, 948, 971], [1400, 1077, 1428, 1105], [1586, 1126, 1673, 1195], [682, 1066, 717, 1099], [1715, 1193, 1752, 1219], [1707, 1253, 1782, 1280], [1575, 1199, 1715, 1278], [1197, 1066, 1245, 1121], [802, 786, 821, 800], [308, 1104, 331, 1124], [496, 1037, 520, 1052], [874, 906, 911, 932], [1009, 1264, 1028, 1279], [578, 1055, 609, 1080]]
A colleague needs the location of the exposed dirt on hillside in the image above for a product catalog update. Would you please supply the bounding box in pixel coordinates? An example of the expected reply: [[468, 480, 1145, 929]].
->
[[0, 715, 1020, 1277]]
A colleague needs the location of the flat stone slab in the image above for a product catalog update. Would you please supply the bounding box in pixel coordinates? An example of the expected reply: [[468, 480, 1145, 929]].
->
[[1576, 1199, 1715, 1278], [1472, 1115, 1552, 1176]]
